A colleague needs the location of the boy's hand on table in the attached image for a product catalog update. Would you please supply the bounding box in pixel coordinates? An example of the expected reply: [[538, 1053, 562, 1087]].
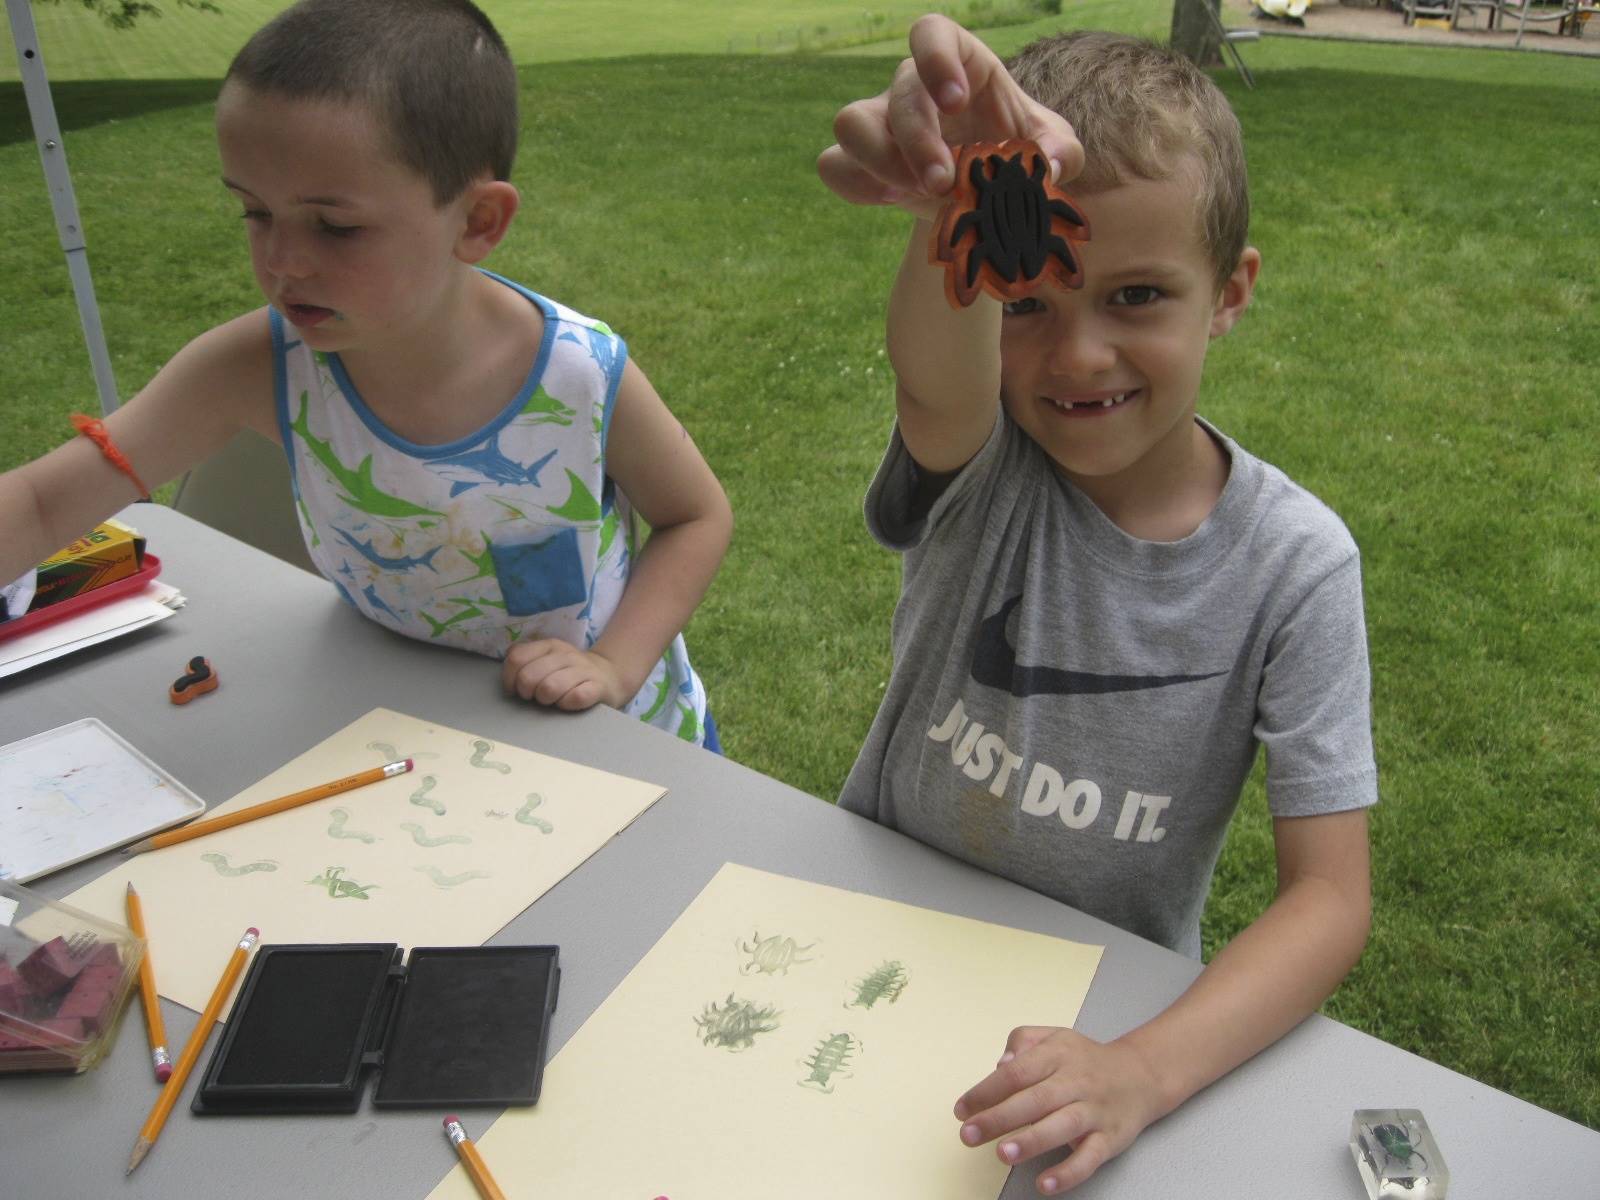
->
[[503, 638, 628, 713], [817, 12, 1083, 219], [954, 1025, 1168, 1194]]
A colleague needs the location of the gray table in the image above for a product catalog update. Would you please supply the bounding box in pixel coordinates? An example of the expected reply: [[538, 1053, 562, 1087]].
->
[[2, 505, 1595, 1199]]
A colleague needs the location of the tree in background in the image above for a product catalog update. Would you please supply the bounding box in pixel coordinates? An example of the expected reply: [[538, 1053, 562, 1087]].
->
[[33, 0, 218, 30], [1171, 0, 1224, 66]]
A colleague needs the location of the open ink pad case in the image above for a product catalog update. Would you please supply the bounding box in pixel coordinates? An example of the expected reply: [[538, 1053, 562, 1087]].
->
[[192, 942, 559, 1115]]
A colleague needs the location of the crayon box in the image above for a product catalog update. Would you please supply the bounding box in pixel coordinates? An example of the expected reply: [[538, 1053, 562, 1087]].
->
[[31, 519, 146, 610]]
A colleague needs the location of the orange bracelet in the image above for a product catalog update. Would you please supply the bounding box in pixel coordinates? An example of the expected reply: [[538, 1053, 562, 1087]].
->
[[70, 413, 151, 500]]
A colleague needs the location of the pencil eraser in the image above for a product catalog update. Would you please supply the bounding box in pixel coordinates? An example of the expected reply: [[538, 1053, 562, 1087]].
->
[[443, 1114, 459, 1127], [155, 1061, 173, 1082], [405, 758, 415, 771], [245, 927, 260, 939]]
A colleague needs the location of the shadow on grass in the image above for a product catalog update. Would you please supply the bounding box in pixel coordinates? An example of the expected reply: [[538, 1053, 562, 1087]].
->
[[0, 76, 221, 146]]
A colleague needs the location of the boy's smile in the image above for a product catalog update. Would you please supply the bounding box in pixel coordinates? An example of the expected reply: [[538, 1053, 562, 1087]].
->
[[998, 174, 1258, 534]]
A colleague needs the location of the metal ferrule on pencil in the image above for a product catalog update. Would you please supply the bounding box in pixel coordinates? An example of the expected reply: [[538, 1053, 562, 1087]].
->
[[445, 1119, 468, 1148]]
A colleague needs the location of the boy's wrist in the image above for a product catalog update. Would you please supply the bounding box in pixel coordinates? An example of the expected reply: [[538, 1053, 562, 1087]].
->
[[1113, 1026, 1187, 1121]]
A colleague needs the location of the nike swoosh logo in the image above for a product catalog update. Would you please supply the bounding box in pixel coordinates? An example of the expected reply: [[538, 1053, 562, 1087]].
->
[[971, 596, 1226, 698]]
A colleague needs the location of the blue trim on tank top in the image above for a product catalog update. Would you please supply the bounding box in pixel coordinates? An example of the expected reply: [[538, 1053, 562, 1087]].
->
[[268, 308, 302, 501], [317, 274, 559, 459]]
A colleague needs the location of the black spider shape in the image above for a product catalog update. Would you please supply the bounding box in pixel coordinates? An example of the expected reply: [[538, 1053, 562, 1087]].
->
[[931, 140, 1090, 309]]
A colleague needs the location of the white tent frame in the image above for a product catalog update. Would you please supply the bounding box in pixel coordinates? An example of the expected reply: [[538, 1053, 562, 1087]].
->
[[8, 0, 121, 416]]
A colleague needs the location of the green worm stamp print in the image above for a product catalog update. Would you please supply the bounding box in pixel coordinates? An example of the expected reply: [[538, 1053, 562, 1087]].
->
[[327, 807, 379, 843], [414, 865, 491, 888], [200, 852, 278, 877], [399, 822, 471, 848], [409, 775, 445, 815], [468, 739, 511, 774], [515, 793, 553, 832]]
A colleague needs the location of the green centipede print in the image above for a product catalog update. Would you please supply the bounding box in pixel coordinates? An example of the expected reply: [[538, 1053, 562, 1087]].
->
[[846, 960, 910, 1009], [798, 1032, 863, 1093]]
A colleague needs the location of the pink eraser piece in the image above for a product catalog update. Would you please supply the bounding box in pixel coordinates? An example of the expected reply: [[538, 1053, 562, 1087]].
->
[[155, 1061, 173, 1082], [18, 937, 84, 996]]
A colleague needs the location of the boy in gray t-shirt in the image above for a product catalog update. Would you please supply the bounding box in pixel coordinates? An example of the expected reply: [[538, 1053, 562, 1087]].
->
[[819, 17, 1377, 1195]]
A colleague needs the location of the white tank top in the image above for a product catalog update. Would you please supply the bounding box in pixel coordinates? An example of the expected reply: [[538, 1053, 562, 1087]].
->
[[272, 272, 708, 743]]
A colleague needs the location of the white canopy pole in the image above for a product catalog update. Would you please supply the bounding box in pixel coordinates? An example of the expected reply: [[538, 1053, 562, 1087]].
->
[[8, 0, 121, 415]]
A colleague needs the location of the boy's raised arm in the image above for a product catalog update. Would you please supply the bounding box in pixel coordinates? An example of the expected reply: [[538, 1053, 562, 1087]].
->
[[0, 309, 275, 586], [819, 15, 1082, 472]]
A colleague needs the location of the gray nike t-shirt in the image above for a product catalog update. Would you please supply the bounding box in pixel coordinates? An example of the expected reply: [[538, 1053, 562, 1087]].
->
[[838, 411, 1379, 957]]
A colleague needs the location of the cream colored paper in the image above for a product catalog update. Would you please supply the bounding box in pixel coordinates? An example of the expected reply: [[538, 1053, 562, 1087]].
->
[[429, 863, 1104, 1200], [65, 707, 664, 1012]]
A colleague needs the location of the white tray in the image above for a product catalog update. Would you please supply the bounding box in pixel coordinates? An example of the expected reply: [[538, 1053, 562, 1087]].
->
[[0, 718, 207, 882]]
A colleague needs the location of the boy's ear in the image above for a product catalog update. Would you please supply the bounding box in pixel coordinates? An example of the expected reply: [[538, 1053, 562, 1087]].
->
[[1209, 246, 1261, 338], [455, 179, 520, 264]]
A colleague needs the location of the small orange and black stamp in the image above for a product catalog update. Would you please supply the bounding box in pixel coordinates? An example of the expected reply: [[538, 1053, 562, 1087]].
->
[[169, 655, 219, 705], [930, 139, 1091, 309]]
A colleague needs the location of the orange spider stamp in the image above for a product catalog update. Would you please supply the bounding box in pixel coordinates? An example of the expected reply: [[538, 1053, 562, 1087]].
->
[[929, 139, 1091, 309], [169, 655, 219, 705]]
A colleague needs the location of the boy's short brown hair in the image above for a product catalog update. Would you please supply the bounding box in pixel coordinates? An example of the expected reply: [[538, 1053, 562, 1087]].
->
[[225, 0, 518, 205], [1008, 31, 1249, 289]]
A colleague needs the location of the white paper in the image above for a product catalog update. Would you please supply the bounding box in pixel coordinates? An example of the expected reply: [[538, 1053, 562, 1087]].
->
[[0, 582, 185, 679]]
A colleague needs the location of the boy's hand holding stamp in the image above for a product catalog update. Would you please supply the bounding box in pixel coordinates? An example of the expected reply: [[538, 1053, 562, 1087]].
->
[[817, 14, 1083, 220]]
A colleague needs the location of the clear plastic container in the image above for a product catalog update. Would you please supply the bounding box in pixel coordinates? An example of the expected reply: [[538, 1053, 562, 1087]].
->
[[0, 878, 143, 1073]]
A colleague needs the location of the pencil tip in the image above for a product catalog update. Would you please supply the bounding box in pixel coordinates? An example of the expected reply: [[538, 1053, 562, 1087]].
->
[[126, 881, 135, 894], [124, 840, 150, 856], [126, 1138, 151, 1173]]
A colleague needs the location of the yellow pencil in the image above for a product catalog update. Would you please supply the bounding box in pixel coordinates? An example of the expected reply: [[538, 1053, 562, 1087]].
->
[[126, 926, 259, 1174], [123, 883, 172, 1083], [124, 759, 413, 854], [443, 1115, 508, 1200]]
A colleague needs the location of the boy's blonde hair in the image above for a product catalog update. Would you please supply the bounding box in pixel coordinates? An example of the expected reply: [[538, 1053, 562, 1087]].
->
[[1008, 31, 1249, 290]]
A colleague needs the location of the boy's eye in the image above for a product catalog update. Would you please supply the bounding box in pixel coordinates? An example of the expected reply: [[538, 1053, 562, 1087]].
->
[[1002, 297, 1044, 317], [1111, 285, 1160, 306], [318, 219, 360, 238], [240, 210, 269, 224]]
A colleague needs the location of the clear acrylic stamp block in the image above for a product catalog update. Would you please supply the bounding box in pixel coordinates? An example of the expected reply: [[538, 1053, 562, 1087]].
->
[[1350, 1108, 1449, 1199]]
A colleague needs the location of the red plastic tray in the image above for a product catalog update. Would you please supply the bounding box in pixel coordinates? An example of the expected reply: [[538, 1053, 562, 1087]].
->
[[0, 554, 164, 644]]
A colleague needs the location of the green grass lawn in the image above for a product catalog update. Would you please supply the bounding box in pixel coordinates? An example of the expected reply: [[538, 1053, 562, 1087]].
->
[[2, 6, 1596, 1134], [2, 0, 1113, 79]]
